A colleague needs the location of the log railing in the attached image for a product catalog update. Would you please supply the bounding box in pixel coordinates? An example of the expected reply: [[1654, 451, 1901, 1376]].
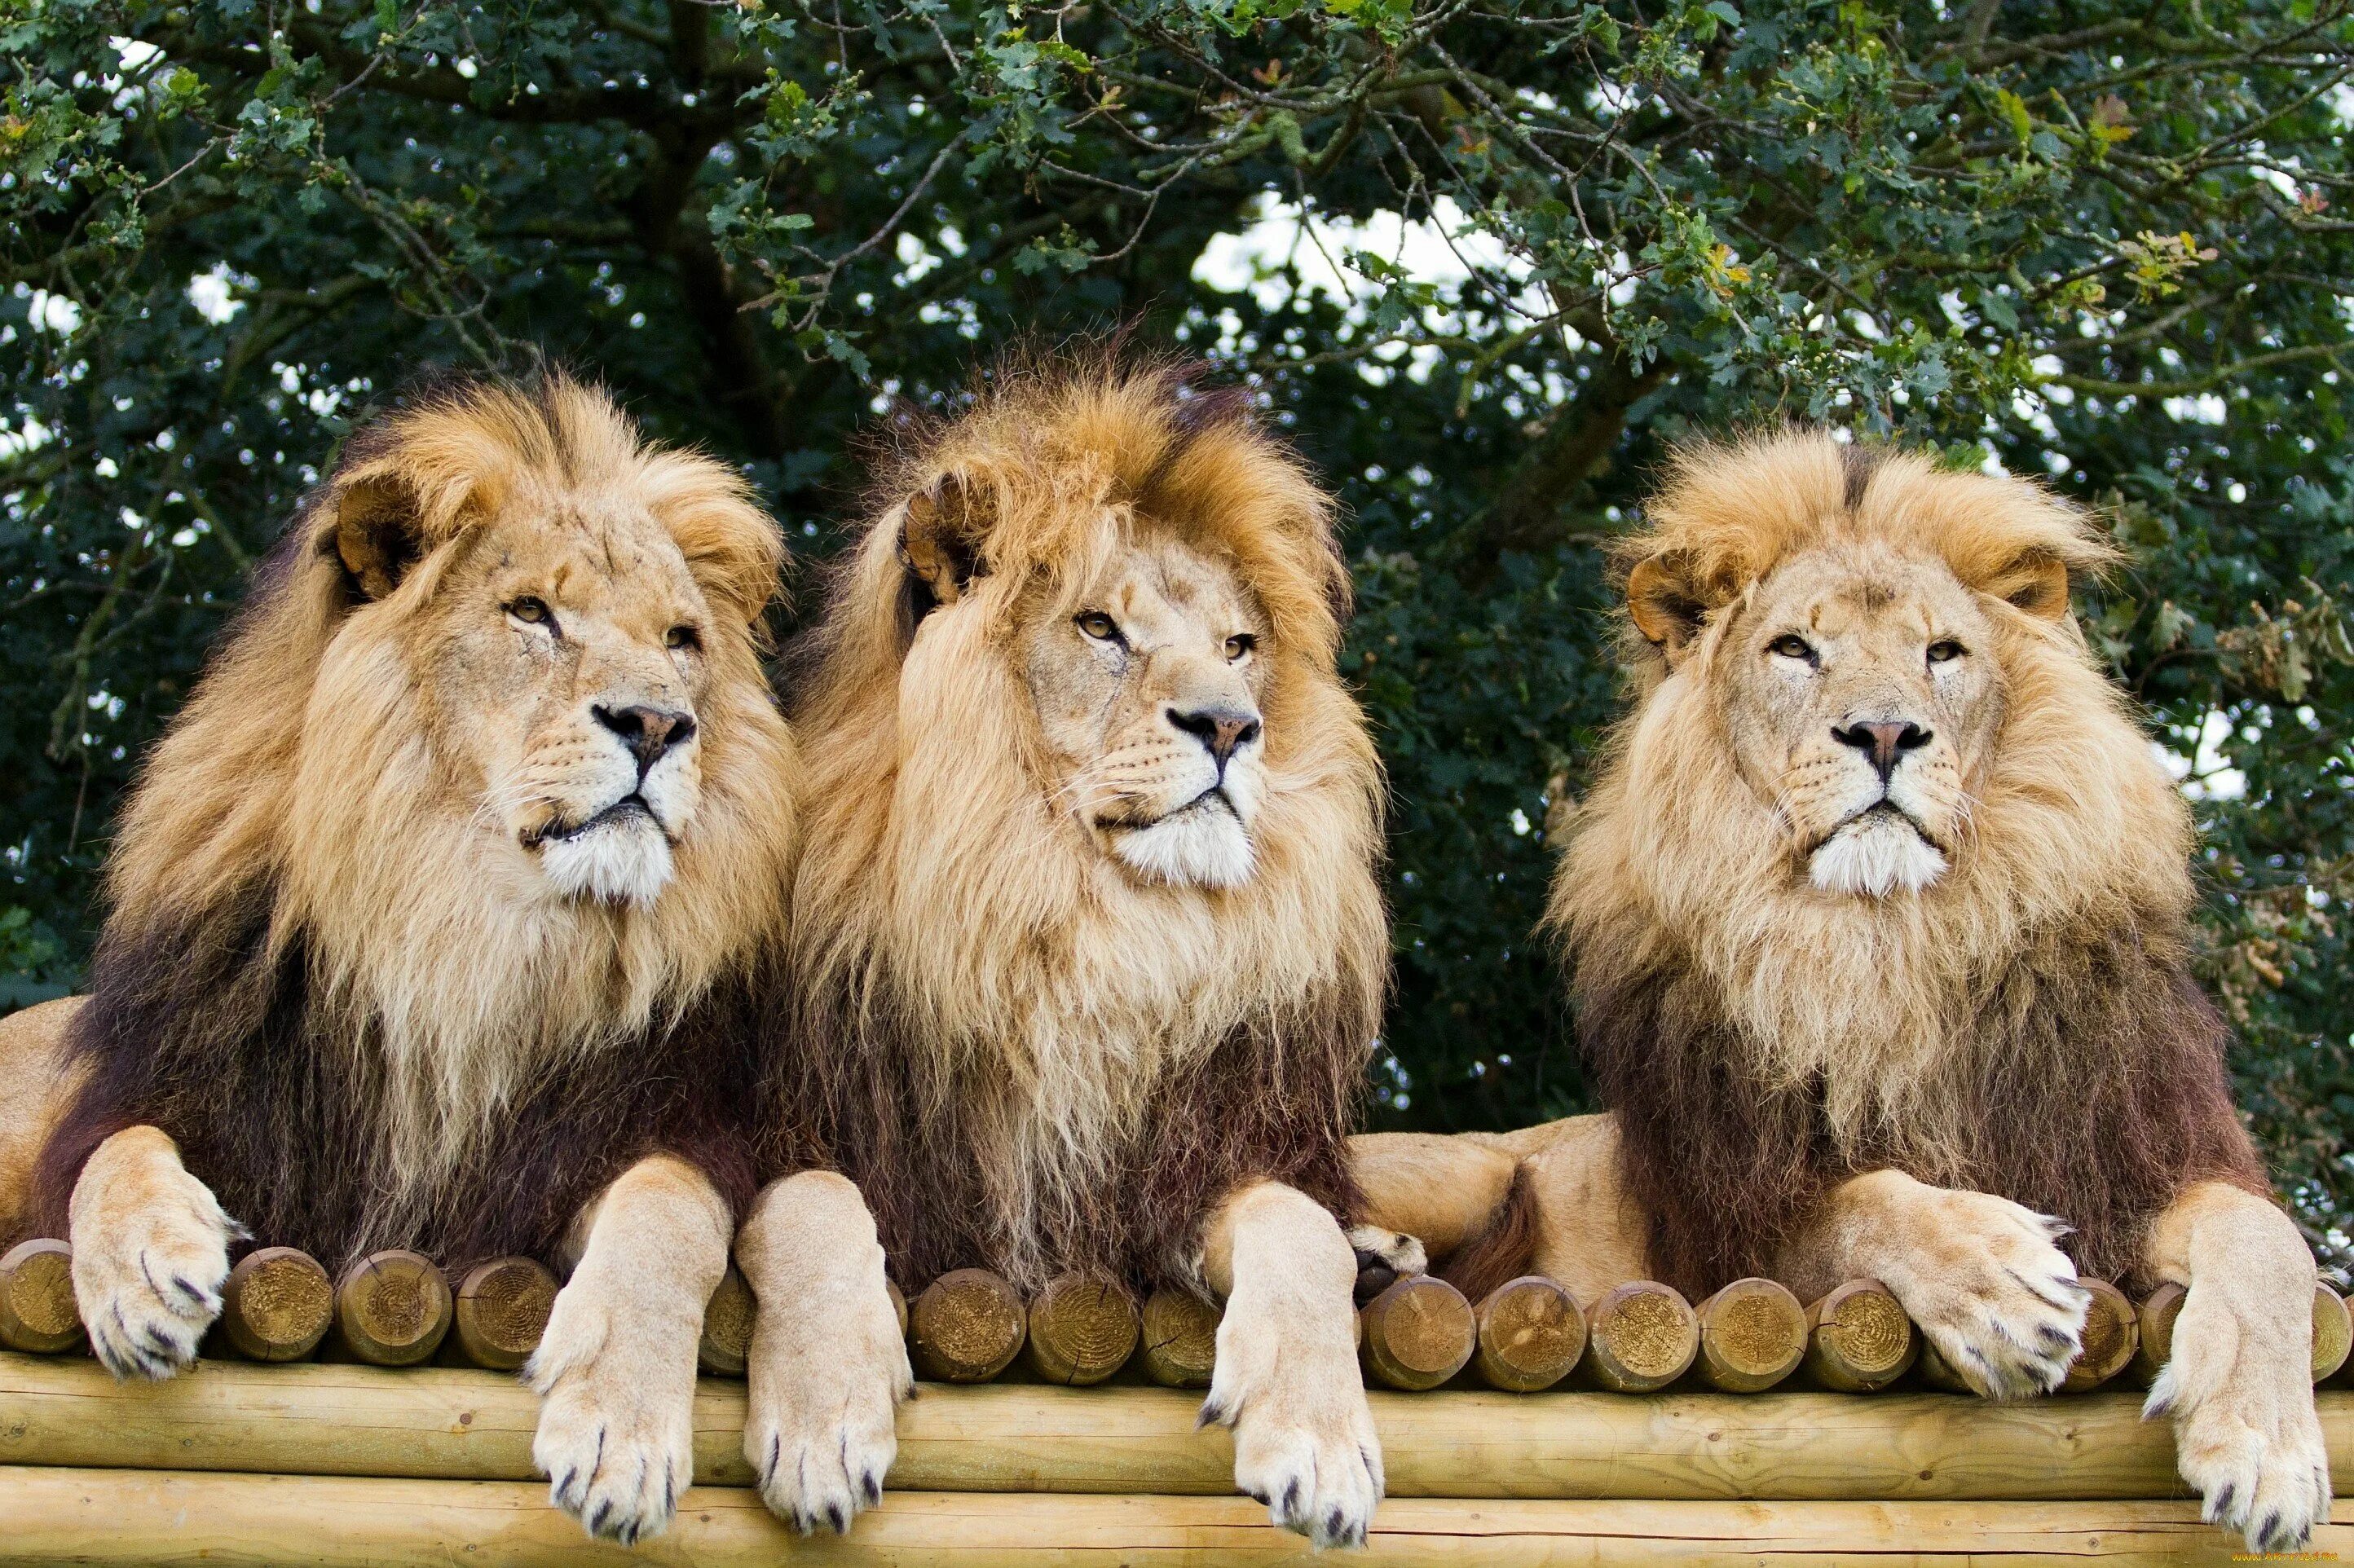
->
[[5, 1235, 2353, 1562]]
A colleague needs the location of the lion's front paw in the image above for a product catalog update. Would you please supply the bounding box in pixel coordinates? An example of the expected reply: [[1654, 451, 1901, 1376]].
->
[[1201, 1297, 1382, 1548], [71, 1161, 236, 1381], [746, 1280, 912, 1534], [2149, 1286, 2332, 1552], [527, 1279, 697, 1545], [1346, 1225, 1428, 1306], [1881, 1192, 2089, 1399]]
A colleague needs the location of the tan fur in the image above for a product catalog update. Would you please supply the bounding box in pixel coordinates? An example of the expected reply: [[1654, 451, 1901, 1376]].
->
[[792, 366, 1385, 1288], [93, 376, 794, 1244], [1570, 436, 2180, 1167], [737, 1171, 912, 1533], [784, 362, 1389, 1546], [529, 1155, 732, 1541], [1352, 431, 2317, 1550], [0, 999, 85, 1239]]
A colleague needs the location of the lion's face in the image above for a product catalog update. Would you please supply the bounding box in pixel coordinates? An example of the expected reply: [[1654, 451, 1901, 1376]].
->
[[413, 505, 719, 909], [1018, 532, 1271, 889], [1718, 542, 2004, 898]]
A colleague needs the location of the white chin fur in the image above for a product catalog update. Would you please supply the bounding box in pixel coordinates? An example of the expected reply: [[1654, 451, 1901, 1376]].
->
[[540, 816, 675, 906], [1110, 807, 1255, 889], [1810, 814, 1947, 897]]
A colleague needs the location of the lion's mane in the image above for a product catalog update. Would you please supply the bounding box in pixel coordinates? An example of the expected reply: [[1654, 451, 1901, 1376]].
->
[[30, 374, 796, 1268], [1560, 433, 2264, 1294], [774, 358, 1387, 1292]]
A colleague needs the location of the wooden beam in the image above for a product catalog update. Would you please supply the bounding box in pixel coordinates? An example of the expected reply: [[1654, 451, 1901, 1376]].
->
[[15, 1354, 2345, 1501], [0, 1468, 2328, 1563]]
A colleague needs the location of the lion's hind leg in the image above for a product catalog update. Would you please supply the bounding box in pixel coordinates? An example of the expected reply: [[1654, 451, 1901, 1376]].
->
[[529, 1154, 730, 1545], [2144, 1180, 2330, 1553], [738, 1169, 911, 1535], [68, 1124, 238, 1379], [1199, 1179, 1382, 1548]]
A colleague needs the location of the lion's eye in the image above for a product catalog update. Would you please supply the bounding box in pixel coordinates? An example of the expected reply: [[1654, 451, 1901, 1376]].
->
[[1076, 611, 1120, 642], [1928, 639, 1966, 665], [1225, 632, 1257, 662], [1768, 634, 1817, 664], [508, 597, 556, 632], [666, 624, 702, 652]]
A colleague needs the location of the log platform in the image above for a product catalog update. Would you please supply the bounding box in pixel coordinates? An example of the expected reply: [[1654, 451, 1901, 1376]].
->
[[3, 1239, 2351, 1563]]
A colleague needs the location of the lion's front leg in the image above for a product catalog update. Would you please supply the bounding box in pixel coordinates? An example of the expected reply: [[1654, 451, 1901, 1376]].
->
[[528, 1154, 729, 1545], [738, 1169, 911, 1535], [1197, 1180, 1382, 1548], [1782, 1168, 2090, 1399], [68, 1125, 239, 1380], [2144, 1180, 2330, 1553]]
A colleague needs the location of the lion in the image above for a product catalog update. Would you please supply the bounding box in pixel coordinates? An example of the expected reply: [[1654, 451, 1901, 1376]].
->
[[7, 372, 857, 1546], [1352, 431, 2326, 1553], [734, 357, 1395, 1545]]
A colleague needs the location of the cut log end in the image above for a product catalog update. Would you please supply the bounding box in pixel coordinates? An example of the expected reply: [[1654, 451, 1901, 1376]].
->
[[0, 1238, 82, 1354], [699, 1266, 756, 1379], [2058, 1280, 2137, 1394], [331, 1251, 452, 1368], [221, 1248, 333, 1363], [2131, 1281, 2185, 1387], [1695, 1277, 1806, 1394], [2314, 1284, 2351, 1385], [452, 1258, 558, 1372], [1471, 1275, 1585, 1393], [1804, 1280, 1916, 1393], [1137, 1290, 1220, 1390], [1360, 1275, 1475, 1392], [1024, 1276, 1140, 1386], [1581, 1281, 1698, 1393], [910, 1269, 1026, 1384]]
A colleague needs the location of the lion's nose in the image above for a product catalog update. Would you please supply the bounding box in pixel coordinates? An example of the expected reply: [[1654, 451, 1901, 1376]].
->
[[595, 704, 697, 773], [1833, 719, 1930, 783], [1167, 704, 1263, 768]]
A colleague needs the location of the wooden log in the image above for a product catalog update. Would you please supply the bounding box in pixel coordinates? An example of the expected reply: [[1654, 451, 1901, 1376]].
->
[[2138, 1280, 2354, 1388], [1470, 1276, 1584, 1393], [1023, 1275, 1140, 1386], [1802, 1280, 1915, 1393], [910, 1269, 1025, 1383], [697, 1265, 755, 1378], [1692, 1277, 1806, 1394], [1358, 1275, 1475, 1392], [1576, 1281, 1698, 1393], [2318, 1284, 2352, 1385], [9, 1357, 2354, 1501], [329, 1251, 452, 1368], [1914, 1337, 1973, 1394], [0, 1468, 2329, 1563], [2058, 1279, 2138, 1394], [0, 1239, 82, 1355], [1136, 1289, 1219, 1390], [2130, 1281, 2184, 1387], [219, 1248, 333, 1363], [447, 1258, 558, 1373], [890, 1278, 909, 1340]]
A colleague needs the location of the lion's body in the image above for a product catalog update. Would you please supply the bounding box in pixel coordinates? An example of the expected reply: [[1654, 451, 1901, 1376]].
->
[[1554, 434, 2263, 1295], [25, 377, 797, 1271], [773, 362, 1386, 1294]]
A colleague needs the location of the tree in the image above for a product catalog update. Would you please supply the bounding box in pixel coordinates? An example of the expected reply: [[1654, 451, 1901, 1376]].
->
[[8, 0, 2354, 1246]]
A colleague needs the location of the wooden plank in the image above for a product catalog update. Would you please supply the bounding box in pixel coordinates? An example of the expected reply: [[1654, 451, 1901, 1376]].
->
[[5, 1354, 2353, 1501], [0, 1469, 2325, 1564]]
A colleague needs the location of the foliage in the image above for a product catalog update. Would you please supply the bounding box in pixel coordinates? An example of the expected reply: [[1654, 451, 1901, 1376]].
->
[[6, 0, 2354, 1244]]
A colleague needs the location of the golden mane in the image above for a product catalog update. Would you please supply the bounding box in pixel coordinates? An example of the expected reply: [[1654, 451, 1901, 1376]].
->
[[33, 374, 796, 1264], [1554, 430, 2260, 1289], [782, 357, 1387, 1290]]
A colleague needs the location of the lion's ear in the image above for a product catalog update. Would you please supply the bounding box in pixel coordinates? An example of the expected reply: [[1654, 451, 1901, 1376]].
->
[[1984, 550, 2073, 622], [332, 473, 428, 601], [900, 472, 989, 606], [1626, 554, 1708, 657]]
